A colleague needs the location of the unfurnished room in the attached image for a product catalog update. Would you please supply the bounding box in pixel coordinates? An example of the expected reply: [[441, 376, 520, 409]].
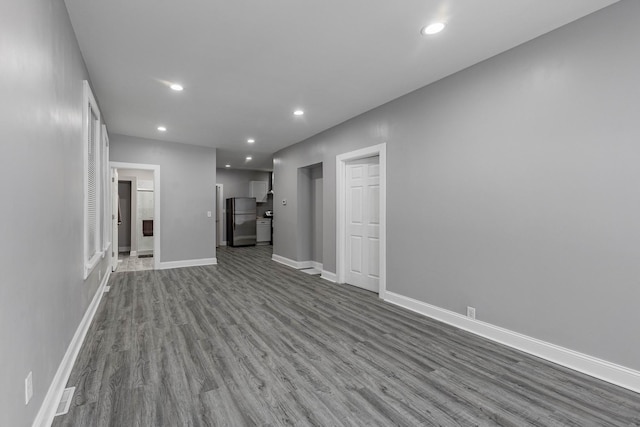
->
[[1, 1, 640, 426]]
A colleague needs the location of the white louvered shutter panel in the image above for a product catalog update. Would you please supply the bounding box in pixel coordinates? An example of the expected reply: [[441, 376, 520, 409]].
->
[[87, 106, 98, 261]]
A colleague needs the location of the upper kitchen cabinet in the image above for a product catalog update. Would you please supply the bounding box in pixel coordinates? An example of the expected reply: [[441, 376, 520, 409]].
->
[[250, 180, 268, 203]]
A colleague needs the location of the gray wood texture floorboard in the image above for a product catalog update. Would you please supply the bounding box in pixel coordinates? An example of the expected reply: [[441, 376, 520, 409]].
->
[[53, 245, 640, 426]]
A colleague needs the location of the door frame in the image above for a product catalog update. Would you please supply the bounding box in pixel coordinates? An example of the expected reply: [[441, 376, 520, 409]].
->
[[110, 161, 161, 270], [111, 168, 119, 272], [336, 143, 387, 298], [216, 184, 224, 247]]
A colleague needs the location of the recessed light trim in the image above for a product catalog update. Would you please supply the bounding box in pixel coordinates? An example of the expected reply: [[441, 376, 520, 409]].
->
[[421, 22, 445, 35], [225, 164, 231, 168], [170, 83, 183, 91], [247, 138, 255, 143], [157, 126, 167, 132], [293, 109, 304, 116], [246, 156, 252, 161]]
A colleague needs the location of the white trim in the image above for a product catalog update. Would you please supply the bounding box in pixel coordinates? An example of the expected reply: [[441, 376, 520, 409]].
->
[[384, 291, 640, 394], [110, 162, 160, 270], [157, 258, 217, 270], [309, 261, 323, 271], [271, 254, 322, 270], [216, 184, 224, 248], [321, 270, 337, 283], [84, 253, 101, 278], [272, 254, 303, 269], [118, 246, 131, 252], [336, 143, 387, 299], [83, 81, 102, 280], [129, 250, 138, 257], [100, 243, 111, 259], [33, 267, 111, 427], [299, 261, 322, 270], [101, 125, 111, 253]]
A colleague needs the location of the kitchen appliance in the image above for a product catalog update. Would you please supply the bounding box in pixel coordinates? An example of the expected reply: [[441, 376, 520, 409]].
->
[[226, 197, 257, 247]]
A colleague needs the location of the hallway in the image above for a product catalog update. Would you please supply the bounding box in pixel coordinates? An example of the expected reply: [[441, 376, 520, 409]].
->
[[53, 246, 640, 426]]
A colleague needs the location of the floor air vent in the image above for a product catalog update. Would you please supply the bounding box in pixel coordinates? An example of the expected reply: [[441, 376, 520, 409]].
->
[[54, 387, 75, 417]]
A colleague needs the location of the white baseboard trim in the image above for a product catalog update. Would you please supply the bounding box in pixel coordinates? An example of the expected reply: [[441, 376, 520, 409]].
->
[[271, 254, 338, 284], [129, 250, 137, 257], [118, 246, 130, 252], [271, 255, 323, 271], [299, 261, 322, 270], [157, 257, 217, 270], [220, 241, 227, 247], [384, 291, 640, 394], [321, 270, 337, 283], [271, 254, 301, 269], [33, 267, 111, 427]]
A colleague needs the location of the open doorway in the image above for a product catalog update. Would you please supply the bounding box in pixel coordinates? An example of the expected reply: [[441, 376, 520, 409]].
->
[[297, 163, 323, 274], [110, 162, 161, 271]]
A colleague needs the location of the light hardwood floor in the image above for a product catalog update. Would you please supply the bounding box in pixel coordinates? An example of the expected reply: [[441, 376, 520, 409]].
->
[[116, 253, 154, 272], [53, 245, 640, 426]]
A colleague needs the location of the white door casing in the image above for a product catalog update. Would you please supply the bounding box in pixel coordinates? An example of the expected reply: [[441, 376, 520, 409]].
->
[[110, 162, 161, 270], [111, 168, 119, 271], [345, 157, 380, 292], [336, 143, 387, 297], [216, 184, 224, 247]]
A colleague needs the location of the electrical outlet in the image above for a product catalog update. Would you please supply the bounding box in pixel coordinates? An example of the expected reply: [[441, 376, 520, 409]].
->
[[207, 211, 212, 218], [467, 306, 476, 320], [25, 371, 33, 405]]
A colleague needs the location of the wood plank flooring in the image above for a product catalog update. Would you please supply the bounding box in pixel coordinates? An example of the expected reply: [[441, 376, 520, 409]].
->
[[53, 245, 640, 426]]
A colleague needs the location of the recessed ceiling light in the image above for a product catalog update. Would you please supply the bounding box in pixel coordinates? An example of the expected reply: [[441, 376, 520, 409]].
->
[[293, 109, 304, 116], [225, 164, 231, 168], [246, 156, 252, 161], [421, 22, 445, 35], [170, 83, 183, 91], [157, 126, 167, 132], [247, 138, 255, 143]]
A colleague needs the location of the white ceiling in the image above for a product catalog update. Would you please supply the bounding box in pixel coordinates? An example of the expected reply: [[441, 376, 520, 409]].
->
[[64, 0, 618, 171]]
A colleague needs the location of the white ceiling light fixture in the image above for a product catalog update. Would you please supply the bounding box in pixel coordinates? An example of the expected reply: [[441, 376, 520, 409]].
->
[[246, 156, 252, 161], [225, 164, 231, 168], [157, 126, 167, 132], [293, 109, 304, 116], [247, 138, 255, 143], [421, 22, 446, 35], [169, 83, 184, 91]]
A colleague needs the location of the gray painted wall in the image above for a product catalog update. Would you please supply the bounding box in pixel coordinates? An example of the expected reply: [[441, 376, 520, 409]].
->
[[273, 0, 640, 370], [110, 135, 217, 263], [0, 1, 112, 425]]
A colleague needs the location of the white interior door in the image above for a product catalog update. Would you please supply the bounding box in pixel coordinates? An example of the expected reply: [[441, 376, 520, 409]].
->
[[346, 156, 380, 292], [111, 168, 119, 271]]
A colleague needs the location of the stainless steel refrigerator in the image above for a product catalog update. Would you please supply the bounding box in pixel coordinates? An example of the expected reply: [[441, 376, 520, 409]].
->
[[226, 197, 257, 247]]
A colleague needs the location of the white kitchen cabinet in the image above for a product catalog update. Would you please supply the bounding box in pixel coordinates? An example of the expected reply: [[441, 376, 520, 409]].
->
[[256, 218, 271, 243], [250, 181, 268, 203]]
